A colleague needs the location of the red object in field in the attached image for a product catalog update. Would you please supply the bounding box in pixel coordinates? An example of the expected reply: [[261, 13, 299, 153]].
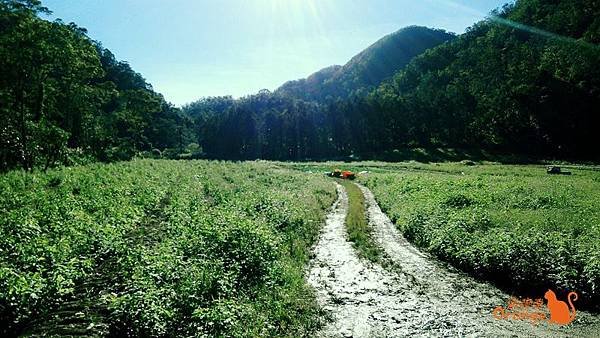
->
[[342, 171, 356, 180], [325, 169, 356, 180]]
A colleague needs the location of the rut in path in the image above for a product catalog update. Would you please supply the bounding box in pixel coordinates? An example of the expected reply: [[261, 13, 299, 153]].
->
[[308, 183, 600, 337]]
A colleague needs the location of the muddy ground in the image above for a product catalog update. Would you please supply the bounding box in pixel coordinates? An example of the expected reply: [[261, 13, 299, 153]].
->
[[307, 183, 600, 337]]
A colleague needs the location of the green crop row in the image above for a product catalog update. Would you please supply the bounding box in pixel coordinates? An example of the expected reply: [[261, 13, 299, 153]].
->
[[338, 180, 385, 266], [361, 163, 600, 310], [0, 160, 336, 337]]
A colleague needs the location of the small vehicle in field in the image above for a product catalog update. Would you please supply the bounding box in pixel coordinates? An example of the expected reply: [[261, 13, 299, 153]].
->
[[326, 169, 356, 180]]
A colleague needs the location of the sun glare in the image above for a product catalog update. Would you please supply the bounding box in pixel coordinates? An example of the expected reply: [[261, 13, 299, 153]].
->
[[266, 0, 321, 22]]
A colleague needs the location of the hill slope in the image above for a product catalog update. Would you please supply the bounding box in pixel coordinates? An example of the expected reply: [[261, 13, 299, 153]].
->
[[366, 0, 600, 157], [276, 26, 455, 101]]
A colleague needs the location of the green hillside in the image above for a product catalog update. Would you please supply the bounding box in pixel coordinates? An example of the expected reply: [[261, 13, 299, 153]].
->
[[364, 0, 600, 158], [276, 26, 455, 101]]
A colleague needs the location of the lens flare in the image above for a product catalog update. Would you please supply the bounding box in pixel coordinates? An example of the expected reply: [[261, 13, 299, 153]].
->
[[489, 16, 598, 49], [431, 0, 598, 49]]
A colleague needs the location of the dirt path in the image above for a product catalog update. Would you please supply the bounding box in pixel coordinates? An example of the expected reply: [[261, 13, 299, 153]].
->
[[308, 183, 600, 337]]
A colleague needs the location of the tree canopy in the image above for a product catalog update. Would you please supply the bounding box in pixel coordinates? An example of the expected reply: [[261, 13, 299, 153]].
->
[[186, 0, 600, 161]]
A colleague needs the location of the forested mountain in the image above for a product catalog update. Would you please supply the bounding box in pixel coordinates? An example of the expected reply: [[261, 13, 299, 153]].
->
[[188, 0, 600, 161], [0, 0, 194, 171], [183, 27, 456, 161], [276, 26, 455, 101], [2, 0, 600, 170], [365, 0, 600, 157], [276, 65, 342, 103]]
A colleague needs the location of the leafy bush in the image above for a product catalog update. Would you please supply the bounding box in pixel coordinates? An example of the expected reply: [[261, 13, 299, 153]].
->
[[443, 194, 475, 208]]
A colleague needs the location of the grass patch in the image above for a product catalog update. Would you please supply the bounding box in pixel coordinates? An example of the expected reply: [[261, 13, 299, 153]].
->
[[338, 179, 386, 266]]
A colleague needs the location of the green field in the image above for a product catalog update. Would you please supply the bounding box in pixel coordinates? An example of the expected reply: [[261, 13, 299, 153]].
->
[[0, 160, 335, 336], [2, 159, 600, 336], [356, 162, 600, 309]]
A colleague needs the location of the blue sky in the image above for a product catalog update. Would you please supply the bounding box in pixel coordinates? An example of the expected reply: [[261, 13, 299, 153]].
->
[[43, 0, 510, 106]]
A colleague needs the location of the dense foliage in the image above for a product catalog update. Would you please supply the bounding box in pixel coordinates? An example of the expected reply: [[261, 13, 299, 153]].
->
[[0, 160, 336, 336], [185, 92, 342, 161], [0, 0, 194, 172], [361, 163, 600, 310], [365, 0, 600, 158]]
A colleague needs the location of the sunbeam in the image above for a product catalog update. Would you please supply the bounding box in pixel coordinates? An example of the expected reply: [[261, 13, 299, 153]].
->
[[432, 0, 598, 48], [489, 15, 599, 49]]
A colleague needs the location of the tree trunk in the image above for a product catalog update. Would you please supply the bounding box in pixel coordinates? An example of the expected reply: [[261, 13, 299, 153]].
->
[[34, 80, 45, 122]]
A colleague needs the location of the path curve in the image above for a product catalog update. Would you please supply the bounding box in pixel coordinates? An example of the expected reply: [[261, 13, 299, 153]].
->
[[307, 183, 600, 337]]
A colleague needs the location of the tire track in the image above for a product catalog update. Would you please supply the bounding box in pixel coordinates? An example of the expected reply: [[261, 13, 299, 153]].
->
[[308, 184, 409, 337], [307, 183, 600, 337]]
